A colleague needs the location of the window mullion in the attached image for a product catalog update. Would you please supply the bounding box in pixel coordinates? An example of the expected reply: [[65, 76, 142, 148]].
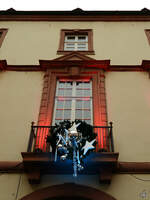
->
[[75, 35, 78, 42], [90, 82, 93, 125], [63, 82, 66, 120], [74, 43, 77, 51], [72, 81, 76, 121], [81, 82, 84, 121]]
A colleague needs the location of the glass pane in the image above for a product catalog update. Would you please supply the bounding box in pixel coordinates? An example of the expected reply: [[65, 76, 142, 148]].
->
[[58, 82, 65, 88], [84, 89, 90, 97], [64, 100, 71, 109], [78, 36, 87, 41], [78, 47, 86, 50], [76, 89, 83, 97], [83, 82, 90, 88], [66, 82, 72, 88], [83, 110, 91, 119], [64, 89, 72, 96], [66, 43, 75, 46], [55, 110, 63, 119], [75, 110, 82, 119], [64, 43, 75, 50], [64, 110, 71, 119], [76, 82, 83, 88], [83, 100, 90, 109], [66, 36, 75, 41], [77, 43, 86, 47], [56, 100, 64, 109], [57, 89, 72, 96], [65, 47, 75, 50], [77, 43, 87, 50], [57, 89, 64, 96], [76, 100, 82, 109], [65, 43, 75, 47]]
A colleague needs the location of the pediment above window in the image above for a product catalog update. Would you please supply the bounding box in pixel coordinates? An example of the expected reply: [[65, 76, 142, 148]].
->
[[54, 52, 95, 61], [39, 52, 110, 70]]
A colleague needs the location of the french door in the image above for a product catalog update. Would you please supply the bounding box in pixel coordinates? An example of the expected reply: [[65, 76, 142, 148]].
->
[[52, 79, 93, 125]]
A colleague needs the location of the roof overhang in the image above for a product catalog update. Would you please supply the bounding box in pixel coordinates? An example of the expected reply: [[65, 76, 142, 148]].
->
[[1, 8, 150, 21]]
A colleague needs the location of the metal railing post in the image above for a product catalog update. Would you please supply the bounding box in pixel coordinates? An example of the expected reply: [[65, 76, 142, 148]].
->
[[109, 122, 114, 152], [27, 121, 35, 152]]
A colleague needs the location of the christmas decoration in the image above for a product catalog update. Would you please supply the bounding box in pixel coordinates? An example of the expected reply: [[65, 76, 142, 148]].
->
[[46, 120, 96, 177], [82, 139, 96, 155]]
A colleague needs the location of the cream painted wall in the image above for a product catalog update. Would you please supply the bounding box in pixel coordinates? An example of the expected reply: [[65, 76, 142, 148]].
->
[[18, 174, 150, 200], [106, 71, 150, 162], [0, 71, 43, 160], [0, 21, 150, 65], [0, 21, 150, 200], [0, 71, 150, 161], [0, 173, 150, 200], [0, 174, 20, 200]]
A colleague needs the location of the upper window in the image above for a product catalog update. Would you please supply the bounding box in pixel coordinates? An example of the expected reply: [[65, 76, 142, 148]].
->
[[64, 35, 88, 51], [0, 29, 8, 48], [57, 29, 94, 55]]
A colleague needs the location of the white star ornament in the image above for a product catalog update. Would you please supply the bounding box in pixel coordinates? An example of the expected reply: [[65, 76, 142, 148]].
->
[[82, 139, 96, 155]]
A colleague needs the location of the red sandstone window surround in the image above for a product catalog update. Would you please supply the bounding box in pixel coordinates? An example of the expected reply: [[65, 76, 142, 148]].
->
[[36, 69, 108, 151], [0, 29, 8, 48], [57, 29, 94, 55]]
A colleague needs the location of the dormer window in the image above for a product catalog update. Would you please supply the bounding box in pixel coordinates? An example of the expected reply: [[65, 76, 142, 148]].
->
[[57, 29, 94, 55]]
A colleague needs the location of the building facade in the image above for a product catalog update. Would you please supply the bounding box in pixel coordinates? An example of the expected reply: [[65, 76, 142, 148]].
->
[[0, 8, 150, 200]]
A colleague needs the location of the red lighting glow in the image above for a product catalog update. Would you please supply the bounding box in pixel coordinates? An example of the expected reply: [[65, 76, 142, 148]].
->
[[94, 106, 107, 151], [35, 71, 108, 152], [35, 122, 49, 152]]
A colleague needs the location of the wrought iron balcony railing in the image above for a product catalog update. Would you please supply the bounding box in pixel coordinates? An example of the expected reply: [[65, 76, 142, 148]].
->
[[27, 122, 114, 153]]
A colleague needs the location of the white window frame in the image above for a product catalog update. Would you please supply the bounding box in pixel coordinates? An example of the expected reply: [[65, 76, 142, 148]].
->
[[64, 35, 88, 51]]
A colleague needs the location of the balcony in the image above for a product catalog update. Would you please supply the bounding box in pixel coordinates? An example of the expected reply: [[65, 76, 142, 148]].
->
[[22, 122, 119, 184]]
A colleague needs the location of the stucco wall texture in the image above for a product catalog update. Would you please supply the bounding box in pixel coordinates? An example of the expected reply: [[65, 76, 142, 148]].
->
[[0, 174, 150, 200], [0, 21, 150, 65], [0, 71, 43, 160], [0, 21, 150, 200], [0, 71, 150, 161]]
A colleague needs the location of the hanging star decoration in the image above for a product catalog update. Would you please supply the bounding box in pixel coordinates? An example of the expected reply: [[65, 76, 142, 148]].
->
[[82, 139, 96, 155], [46, 120, 96, 177], [68, 122, 80, 136]]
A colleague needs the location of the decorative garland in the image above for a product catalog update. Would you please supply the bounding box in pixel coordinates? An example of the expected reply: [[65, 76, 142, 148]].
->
[[46, 120, 96, 177]]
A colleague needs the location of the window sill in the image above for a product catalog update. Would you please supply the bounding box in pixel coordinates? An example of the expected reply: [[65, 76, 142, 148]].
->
[[57, 50, 95, 55]]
